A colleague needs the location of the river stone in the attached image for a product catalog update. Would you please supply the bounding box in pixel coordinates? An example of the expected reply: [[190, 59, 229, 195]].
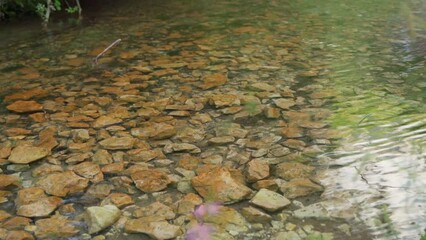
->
[[0, 147, 11, 159], [203, 206, 248, 233], [279, 178, 323, 199], [6, 100, 43, 113], [93, 115, 123, 128], [124, 220, 181, 239], [36, 171, 89, 197], [131, 169, 171, 193], [131, 123, 176, 139], [245, 159, 269, 182], [275, 162, 315, 181], [101, 192, 134, 208], [8, 145, 49, 164], [99, 137, 135, 150], [71, 161, 103, 183], [241, 206, 272, 223], [163, 143, 201, 153], [273, 99, 296, 110], [191, 167, 252, 204], [250, 189, 290, 212], [133, 201, 175, 221], [86, 205, 121, 234], [175, 126, 205, 143], [208, 136, 235, 145], [0, 174, 20, 189], [35, 215, 79, 239], [293, 202, 330, 219], [200, 73, 228, 90], [15, 187, 62, 217], [209, 94, 240, 108], [5, 230, 35, 240], [274, 231, 302, 240], [4, 88, 48, 102], [250, 82, 276, 92]]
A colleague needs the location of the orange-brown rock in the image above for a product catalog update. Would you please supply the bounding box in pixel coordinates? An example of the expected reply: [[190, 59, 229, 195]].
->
[[29, 112, 47, 123], [101, 193, 134, 208], [101, 162, 125, 174], [6, 101, 43, 113], [279, 178, 324, 199], [15, 187, 62, 217], [70, 161, 103, 183], [200, 73, 228, 90], [131, 169, 171, 193], [0, 174, 20, 190], [0, 147, 12, 159], [5, 230, 34, 240], [8, 145, 49, 164], [1, 217, 31, 230], [245, 159, 270, 183], [191, 167, 252, 204], [36, 171, 89, 197], [0, 210, 11, 222], [4, 88, 48, 103], [275, 162, 315, 181], [131, 123, 176, 140], [4, 128, 31, 137], [35, 215, 78, 239]]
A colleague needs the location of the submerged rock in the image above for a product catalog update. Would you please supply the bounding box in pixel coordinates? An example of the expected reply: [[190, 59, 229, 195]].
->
[[8, 145, 49, 164], [191, 167, 252, 203], [250, 189, 291, 212], [131, 169, 171, 193], [36, 171, 89, 197], [35, 215, 79, 239], [124, 220, 181, 239], [6, 100, 43, 113], [86, 205, 121, 234]]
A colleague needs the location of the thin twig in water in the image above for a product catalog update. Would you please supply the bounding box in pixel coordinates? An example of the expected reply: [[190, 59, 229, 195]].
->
[[92, 39, 122, 65]]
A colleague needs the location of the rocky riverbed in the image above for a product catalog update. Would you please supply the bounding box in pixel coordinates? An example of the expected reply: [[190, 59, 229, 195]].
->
[[0, 61, 369, 239], [4, 0, 424, 239]]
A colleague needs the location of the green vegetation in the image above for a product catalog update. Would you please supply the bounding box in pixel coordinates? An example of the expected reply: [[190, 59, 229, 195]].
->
[[0, 0, 81, 24]]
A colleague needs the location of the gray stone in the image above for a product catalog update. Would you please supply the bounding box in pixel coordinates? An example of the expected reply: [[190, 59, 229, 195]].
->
[[250, 188, 290, 212]]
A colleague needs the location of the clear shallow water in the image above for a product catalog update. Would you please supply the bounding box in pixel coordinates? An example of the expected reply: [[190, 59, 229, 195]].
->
[[0, 0, 426, 239]]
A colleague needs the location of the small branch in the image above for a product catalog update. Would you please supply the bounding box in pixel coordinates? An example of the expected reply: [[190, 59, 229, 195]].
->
[[92, 39, 122, 65]]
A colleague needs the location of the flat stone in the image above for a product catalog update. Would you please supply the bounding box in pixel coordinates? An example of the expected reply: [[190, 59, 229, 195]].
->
[[101, 193, 134, 208], [131, 123, 176, 140], [279, 178, 323, 199], [124, 220, 181, 239], [273, 99, 296, 110], [131, 169, 171, 193], [5, 230, 35, 240], [86, 205, 121, 234], [264, 106, 281, 118], [1, 216, 31, 230], [280, 127, 305, 138], [8, 145, 49, 164], [200, 73, 228, 90], [0, 174, 20, 189], [245, 159, 269, 182], [275, 162, 315, 181], [70, 161, 103, 183], [6, 101, 43, 113], [93, 115, 123, 128], [208, 136, 235, 145], [163, 143, 201, 153], [241, 206, 272, 223], [15, 187, 62, 217], [99, 137, 135, 150], [250, 189, 291, 212], [282, 139, 306, 151], [174, 127, 205, 143], [71, 129, 90, 142], [191, 167, 252, 204], [203, 206, 248, 233], [250, 83, 276, 92], [176, 193, 203, 214], [252, 179, 279, 192], [35, 215, 78, 239], [209, 94, 240, 108], [92, 149, 113, 165], [4, 88, 48, 102], [36, 171, 89, 197], [4, 128, 31, 137], [0, 147, 11, 159], [274, 231, 302, 240], [133, 201, 175, 221]]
